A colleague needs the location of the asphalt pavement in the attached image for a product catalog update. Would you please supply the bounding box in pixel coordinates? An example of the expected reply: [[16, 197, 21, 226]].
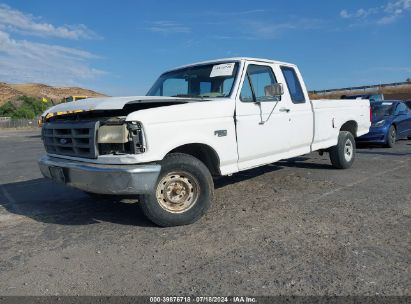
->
[[0, 129, 410, 296]]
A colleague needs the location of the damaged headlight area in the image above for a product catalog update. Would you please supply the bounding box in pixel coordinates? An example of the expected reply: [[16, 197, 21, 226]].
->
[[97, 119, 146, 155]]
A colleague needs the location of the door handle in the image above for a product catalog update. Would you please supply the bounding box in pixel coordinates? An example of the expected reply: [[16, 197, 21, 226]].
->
[[279, 108, 290, 113]]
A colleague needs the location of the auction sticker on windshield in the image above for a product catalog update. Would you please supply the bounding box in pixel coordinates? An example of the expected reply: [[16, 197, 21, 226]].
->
[[210, 63, 235, 77]]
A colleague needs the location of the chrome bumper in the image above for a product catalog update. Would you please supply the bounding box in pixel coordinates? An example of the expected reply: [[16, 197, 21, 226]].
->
[[38, 155, 161, 195]]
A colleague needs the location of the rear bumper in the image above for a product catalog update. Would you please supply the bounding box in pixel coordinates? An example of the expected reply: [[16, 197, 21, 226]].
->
[[38, 155, 161, 195]]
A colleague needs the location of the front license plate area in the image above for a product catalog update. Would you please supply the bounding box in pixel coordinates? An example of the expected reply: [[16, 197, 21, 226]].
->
[[49, 166, 66, 183]]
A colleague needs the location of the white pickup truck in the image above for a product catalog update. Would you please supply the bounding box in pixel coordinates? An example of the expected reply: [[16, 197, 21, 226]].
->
[[38, 57, 371, 226]]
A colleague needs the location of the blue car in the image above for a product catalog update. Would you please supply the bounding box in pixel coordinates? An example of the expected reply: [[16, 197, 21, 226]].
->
[[357, 100, 411, 147]]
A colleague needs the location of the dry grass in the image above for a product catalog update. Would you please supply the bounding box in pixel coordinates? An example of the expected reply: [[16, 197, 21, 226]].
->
[[0, 82, 106, 106], [309, 84, 411, 100]]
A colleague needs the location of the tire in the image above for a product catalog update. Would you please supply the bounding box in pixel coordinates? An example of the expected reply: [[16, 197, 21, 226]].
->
[[385, 125, 396, 148], [329, 131, 356, 169], [140, 153, 214, 227]]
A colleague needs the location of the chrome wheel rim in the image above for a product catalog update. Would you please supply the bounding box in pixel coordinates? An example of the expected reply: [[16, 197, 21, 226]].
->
[[344, 139, 353, 162], [156, 171, 199, 213]]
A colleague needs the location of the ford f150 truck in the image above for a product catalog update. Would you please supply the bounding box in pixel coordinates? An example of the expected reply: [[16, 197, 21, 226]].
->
[[38, 58, 371, 226]]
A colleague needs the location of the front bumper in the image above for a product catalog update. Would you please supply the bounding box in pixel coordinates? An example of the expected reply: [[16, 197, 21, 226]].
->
[[38, 155, 161, 195], [357, 127, 387, 143]]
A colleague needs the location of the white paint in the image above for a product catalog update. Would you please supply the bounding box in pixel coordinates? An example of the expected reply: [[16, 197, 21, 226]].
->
[[126, 100, 239, 175], [41, 58, 371, 176], [42, 96, 197, 115]]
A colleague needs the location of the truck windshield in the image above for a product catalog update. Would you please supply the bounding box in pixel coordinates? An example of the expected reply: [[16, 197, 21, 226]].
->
[[147, 62, 239, 98]]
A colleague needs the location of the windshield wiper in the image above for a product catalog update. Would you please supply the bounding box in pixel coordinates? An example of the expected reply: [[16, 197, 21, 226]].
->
[[171, 94, 204, 99], [171, 94, 202, 98]]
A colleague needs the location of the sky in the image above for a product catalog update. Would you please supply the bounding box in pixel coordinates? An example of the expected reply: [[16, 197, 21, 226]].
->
[[0, 0, 410, 96]]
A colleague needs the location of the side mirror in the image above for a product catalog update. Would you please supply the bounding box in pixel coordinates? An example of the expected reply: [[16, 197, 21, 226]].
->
[[265, 83, 284, 97]]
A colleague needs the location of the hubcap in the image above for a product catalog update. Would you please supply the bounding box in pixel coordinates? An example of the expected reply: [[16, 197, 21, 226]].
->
[[344, 139, 353, 162], [156, 172, 199, 213]]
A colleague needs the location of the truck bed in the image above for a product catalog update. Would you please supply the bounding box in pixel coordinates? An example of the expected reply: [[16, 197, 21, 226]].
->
[[311, 99, 370, 151]]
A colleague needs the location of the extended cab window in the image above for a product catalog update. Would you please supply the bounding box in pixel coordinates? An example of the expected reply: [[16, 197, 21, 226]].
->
[[240, 65, 278, 102], [281, 66, 305, 104]]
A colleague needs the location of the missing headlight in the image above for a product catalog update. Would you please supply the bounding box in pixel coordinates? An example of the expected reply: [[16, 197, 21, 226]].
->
[[97, 121, 146, 155]]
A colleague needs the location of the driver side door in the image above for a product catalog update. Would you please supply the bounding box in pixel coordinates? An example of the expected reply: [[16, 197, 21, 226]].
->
[[235, 62, 293, 170]]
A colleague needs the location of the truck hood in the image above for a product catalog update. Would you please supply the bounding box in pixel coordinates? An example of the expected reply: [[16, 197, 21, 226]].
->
[[42, 96, 202, 117], [126, 98, 234, 124]]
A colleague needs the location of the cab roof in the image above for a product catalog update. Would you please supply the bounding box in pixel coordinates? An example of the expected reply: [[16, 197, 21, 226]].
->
[[165, 57, 296, 73]]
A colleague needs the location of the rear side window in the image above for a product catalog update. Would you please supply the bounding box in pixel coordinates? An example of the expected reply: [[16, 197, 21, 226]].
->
[[281, 66, 305, 104]]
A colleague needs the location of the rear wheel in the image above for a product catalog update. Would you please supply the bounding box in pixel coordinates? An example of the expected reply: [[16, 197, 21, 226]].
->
[[329, 131, 356, 169], [385, 125, 396, 148], [140, 153, 214, 227]]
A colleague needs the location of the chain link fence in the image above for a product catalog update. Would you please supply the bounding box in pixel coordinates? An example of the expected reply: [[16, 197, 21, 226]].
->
[[0, 118, 38, 129]]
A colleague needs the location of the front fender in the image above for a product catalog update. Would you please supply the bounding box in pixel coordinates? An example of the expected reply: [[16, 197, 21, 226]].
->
[[125, 100, 239, 175]]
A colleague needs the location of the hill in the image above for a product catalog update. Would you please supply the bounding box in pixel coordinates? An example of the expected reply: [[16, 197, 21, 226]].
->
[[0, 82, 106, 106], [309, 83, 411, 100]]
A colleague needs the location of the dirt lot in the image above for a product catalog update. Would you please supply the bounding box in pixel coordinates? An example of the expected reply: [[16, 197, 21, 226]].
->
[[0, 130, 410, 296]]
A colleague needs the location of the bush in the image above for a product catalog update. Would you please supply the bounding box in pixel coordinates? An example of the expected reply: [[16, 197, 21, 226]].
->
[[0, 101, 17, 116], [0, 96, 52, 119]]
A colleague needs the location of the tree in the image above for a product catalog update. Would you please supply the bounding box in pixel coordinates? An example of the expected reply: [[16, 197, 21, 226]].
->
[[406, 78, 411, 83], [0, 96, 52, 119]]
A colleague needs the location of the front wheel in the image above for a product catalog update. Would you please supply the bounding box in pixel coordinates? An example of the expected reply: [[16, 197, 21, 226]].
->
[[140, 153, 214, 227], [385, 125, 396, 148], [329, 131, 356, 169]]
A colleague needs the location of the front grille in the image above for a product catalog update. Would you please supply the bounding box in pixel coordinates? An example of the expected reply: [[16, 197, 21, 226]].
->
[[42, 121, 99, 158]]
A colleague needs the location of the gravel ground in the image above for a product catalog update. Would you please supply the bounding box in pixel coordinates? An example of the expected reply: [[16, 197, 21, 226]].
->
[[0, 129, 410, 296]]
